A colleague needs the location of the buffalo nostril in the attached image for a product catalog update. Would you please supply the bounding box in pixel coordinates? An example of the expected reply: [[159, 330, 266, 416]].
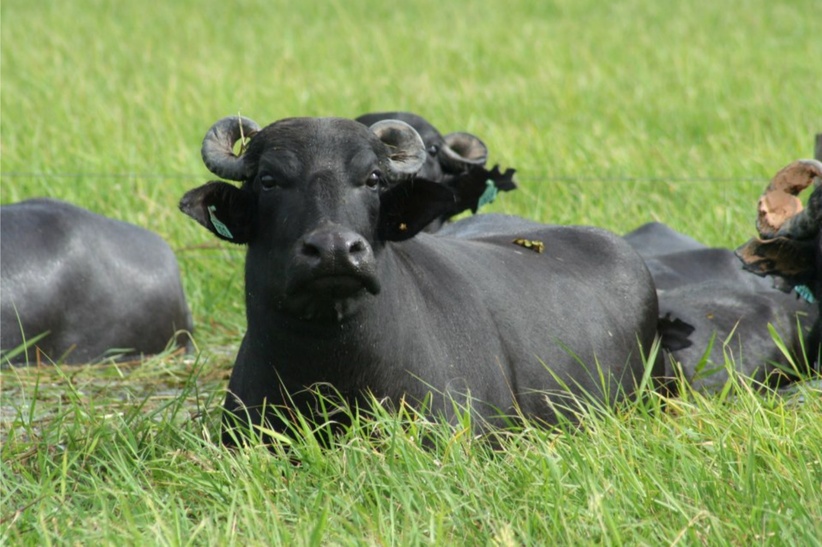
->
[[301, 242, 321, 258], [349, 240, 366, 255]]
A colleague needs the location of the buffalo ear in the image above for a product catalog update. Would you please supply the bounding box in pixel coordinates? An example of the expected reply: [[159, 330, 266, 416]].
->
[[378, 179, 456, 241], [179, 181, 254, 244], [735, 236, 816, 288], [657, 314, 695, 352], [448, 165, 518, 215]]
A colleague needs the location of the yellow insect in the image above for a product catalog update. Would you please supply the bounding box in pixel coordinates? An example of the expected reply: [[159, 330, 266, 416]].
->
[[512, 238, 545, 253]]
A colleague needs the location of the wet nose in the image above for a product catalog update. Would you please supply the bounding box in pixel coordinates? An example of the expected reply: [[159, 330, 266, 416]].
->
[[299, 229, 371, 270]]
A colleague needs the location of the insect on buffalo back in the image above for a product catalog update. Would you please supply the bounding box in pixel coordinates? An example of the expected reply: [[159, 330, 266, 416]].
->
[[512, 238, 545, 253]]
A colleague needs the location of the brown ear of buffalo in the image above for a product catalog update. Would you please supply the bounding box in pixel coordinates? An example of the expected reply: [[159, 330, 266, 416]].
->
[[734, 236, 816, 286], [377, 179, 456, 242], [179, 181, 254, 244], [757, 159, 822, 238]]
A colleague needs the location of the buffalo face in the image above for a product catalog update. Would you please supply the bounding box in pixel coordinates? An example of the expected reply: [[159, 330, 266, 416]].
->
[[180, 117, 455, 323]]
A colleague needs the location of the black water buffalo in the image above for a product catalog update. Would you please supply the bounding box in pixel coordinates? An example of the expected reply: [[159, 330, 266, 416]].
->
[[1, 198, 193, 365], [736, 159, 822, 366], [180, 115, 661, 445], [355, 111, 516, 230], [624, 220, 817, 392]]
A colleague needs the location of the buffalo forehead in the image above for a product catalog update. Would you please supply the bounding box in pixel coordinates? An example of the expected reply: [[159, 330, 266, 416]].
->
[[257, 149, 302, 181], [256, 117, 376, 149], [252, 118, 383, 179]]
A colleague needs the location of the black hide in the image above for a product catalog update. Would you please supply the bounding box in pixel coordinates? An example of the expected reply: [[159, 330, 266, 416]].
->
[[1, 198, 193, 365], [624, 222, 817, 391]]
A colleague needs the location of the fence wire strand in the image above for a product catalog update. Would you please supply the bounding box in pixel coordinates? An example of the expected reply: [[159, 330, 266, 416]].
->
[[0, 171, 771, 184]]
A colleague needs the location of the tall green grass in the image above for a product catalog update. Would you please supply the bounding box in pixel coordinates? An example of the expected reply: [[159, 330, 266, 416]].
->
[[3, 368, 822, 544], [2, 0, 821, 543]]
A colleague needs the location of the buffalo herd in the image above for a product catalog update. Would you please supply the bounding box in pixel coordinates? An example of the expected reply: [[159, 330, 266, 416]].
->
[[2, 112, 819, 445]]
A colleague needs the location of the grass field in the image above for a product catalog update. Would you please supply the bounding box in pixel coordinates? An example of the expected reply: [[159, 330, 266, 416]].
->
[[2, 0, 822, 544]]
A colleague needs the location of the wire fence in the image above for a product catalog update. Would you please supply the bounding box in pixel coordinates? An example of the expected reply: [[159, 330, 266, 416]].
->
[[3, 134, 820, 186], [1, 172, 203, 180], [0, 171, 773, 184]]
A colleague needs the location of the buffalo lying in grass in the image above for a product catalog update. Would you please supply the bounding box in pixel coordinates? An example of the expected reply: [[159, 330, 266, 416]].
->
[[624, 221, 816, 392], [736, 159, 822, 369], [1, 198, 193, 365], [181, 115, 662, 445]]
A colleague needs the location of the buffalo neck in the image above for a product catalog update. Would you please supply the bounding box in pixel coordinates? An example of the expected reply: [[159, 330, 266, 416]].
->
[[239, 233, 488, 395]]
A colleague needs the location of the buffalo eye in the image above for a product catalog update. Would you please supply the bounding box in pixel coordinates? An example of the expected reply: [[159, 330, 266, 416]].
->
[[366, 170, 382, 189], [427, 145, 439, 156], [259, 173, 277, 189]]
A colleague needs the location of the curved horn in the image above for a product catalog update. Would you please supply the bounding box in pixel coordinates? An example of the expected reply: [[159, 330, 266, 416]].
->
[[756, 159, 822, 239], [201, 116, 261, 181], [369, 120, 426, 177], [440, 132, 488, 172]]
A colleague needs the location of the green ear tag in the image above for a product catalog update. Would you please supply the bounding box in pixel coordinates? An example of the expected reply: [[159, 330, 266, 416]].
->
[[795, 284, 816, 304], [477, 179, 499, 210], [207, 205, 234, 239]]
